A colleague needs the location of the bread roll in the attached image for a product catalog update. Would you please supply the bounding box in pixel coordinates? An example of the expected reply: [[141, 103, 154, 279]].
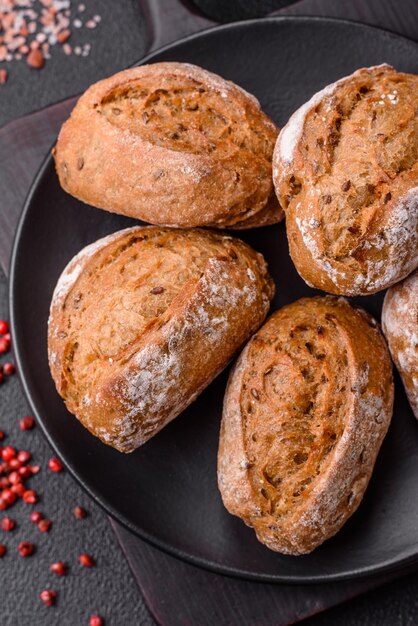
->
[[53, 62, 283, 229], [218, 296, 393, 555], [273, 64, 418, 295], [382, 268, 418, 418], [48, 227, 274, 453]]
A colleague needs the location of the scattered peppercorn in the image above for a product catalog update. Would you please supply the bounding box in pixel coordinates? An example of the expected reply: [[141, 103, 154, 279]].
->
[[48, 457, 63, 473], [40, 589, 56, 607], [1, 446, 16, 462], [74, 505, 87, 519], [9, 457, 21, 470], [8, 471, 20, 485], [23, 489, 38, 504], [2, 363, 15, 376], [19, 416, 35, 431], [30, 511, 43, 524], [38, 518, 52, 533], [11, 483, 25, 496], [27, 48, 45, 69], [0, 543, 6, 557], [18, 466, 32, 480], [79, 553, 95, 567], [18, 541, 34, 557], [0, 320, 9, 335], [90, 615, 104, 626], [1, 489, 16, 505], [50, 561, 67, 576], [0, 338, 9, 353], [0, 431, 4, 440], [1, 517, 15, 531], [17, 450, 31, 463]]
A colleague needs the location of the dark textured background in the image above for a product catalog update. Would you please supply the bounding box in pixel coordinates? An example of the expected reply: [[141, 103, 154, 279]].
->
[[1, 0, 418, 624], [0, 269, 151, 626]]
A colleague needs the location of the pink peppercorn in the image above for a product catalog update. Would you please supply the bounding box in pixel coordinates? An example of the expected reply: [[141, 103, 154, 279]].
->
[[30, 511, 43, 524], [17, 450, 31, 463], [74, 505, 87, 519], [18, 541, 34, 557], [0, 338, 9, 354], [23, 490, 38, 504], [38, 519, 52, 533], [1, 489, 16, 506], [1, 446, 16, 462], [1, 517, 15, 531], [19, 416, 35, 431], [40, 589, 56, 606], [50, 561, 67, 576], [48, 457, 63, 473], [79, 553, 95, 567], [3, 363, 15, 376]]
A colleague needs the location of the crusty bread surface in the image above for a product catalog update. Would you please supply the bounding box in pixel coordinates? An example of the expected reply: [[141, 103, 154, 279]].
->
[[382, 268, 418, 418], [53, 62, 283, 229], [273, 64, 418, 295], [48, 226, 275, 453], [218, 296, 393, 555]]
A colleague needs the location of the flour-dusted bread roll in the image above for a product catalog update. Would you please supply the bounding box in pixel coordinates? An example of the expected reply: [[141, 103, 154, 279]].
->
[[382, 269, 418, 418], [218, 297, 393, 555], [48, 227, 274, 453], [53, 62, 283, 229], [273, 64, 418, 295]]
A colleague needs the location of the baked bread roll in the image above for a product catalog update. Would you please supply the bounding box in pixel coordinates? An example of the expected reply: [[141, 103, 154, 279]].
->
[[48, 227, 274, 453], [382, 268, 418, 418], [273, 64, 418, 295], [218, 296, 393, 555], [53, 62, 283, 229]]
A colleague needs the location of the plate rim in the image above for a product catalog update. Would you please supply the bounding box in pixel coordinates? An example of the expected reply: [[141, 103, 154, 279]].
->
[[9, 14, 418, 584]]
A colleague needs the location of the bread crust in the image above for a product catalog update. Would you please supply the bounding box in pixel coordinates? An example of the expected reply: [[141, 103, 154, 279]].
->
[[218, 296, 393, 555], [273, 64, 418, 295], [382, 268, 418, 418], [53, 62, 283, 229], [48, 227, 274, 453]]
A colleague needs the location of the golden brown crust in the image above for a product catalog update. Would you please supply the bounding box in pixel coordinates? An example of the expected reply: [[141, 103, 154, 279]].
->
[[382, 268, 418, 418], [54, 62, 283, 229], [273, 64, 418, 295], [218, 296, 393, 555], [48, 226, 274, 453]]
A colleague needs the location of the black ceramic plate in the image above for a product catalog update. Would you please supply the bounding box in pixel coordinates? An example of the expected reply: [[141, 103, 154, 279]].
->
[[10, 17, 418, 583]]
